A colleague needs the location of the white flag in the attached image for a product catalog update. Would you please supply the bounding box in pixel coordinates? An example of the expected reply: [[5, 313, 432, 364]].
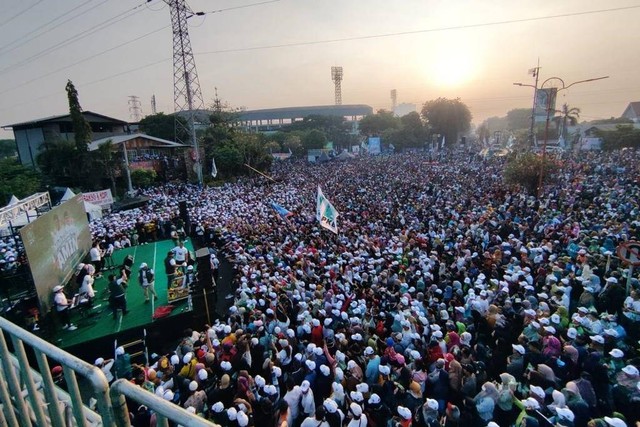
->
[[211, 157, 218, 178], [316, 186, 339, 234]]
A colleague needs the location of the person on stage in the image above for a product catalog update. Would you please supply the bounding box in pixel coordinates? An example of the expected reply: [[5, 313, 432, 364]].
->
[[53, 285, 77, 330], [164, 250, 177, 289], [138, 263, 158, 303], [172, 240, 190, 273], [108, 274, 128, 319], [89, 241, 105, 278]]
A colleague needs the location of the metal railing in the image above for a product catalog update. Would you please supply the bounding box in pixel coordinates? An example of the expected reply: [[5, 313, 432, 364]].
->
[[0, 316, 217, 426], [110, 380, 216, 427]]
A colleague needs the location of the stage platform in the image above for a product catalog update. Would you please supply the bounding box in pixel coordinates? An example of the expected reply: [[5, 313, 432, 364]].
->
[[51, 239, 192, 350]]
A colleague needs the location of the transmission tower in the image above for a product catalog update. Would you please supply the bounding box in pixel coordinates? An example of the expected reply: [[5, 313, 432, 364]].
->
[[331, 66, 343, 105], [128, 95, 143, 122], [390, 89, 397, 113], [151, 94, 157, 115], [165, 0, 205, 184]]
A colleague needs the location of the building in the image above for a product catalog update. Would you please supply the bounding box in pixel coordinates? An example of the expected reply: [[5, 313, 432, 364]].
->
[[237, 104, 373, 133], [621, 102, 640, 123], [2, 112, 130, 168], [394, 103, 417, 117]]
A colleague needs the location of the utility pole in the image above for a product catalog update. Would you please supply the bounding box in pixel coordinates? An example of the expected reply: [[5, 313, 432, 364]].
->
[[151, 94, 157, 115], [165, 0, 205, 185], [390, 89, 397, 113]]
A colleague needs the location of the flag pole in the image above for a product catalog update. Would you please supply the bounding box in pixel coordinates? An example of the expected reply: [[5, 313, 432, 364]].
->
[[244, 163, 276, 182]]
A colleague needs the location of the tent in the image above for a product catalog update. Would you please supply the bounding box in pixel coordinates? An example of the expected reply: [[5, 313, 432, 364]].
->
[[60, 188, 76, 203], [83, 201, 102, 221], [7, 195, 20, 206]]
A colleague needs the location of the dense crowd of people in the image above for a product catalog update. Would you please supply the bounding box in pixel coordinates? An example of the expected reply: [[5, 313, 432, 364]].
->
[[88, 149, 640, 427]]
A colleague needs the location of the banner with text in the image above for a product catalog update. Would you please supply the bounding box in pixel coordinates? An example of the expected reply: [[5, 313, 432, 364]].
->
[[81, 189, 113, 207], [20, 194, 92, 313], [534, 88, 558, 122]]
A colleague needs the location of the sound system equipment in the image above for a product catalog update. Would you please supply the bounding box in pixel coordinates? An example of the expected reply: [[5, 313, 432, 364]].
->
[[194, 248, 214, 290], [191, 248, 218, 324], [178, 200, 191, 234]]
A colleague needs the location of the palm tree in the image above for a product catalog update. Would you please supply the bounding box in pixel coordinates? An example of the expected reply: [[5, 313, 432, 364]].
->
[[555, 104, 580, 147]]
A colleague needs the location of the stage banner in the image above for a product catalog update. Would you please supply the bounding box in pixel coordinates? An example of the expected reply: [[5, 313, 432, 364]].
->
[[20, 194, 92, 313], [81, 189, 113, 207], [534, 88, 558, 122]]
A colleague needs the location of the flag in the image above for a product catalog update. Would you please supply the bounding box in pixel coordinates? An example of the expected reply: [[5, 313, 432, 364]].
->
[[440, 135, 446, 149], [211, 157, 218, 178], [316, 186, 339, 234], [270, 201, 293, 218], [528, 67, 538, 77]]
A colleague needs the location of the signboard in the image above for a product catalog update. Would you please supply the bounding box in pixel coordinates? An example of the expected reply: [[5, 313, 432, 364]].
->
[[534, 88, 557, 122], [81, 189, 113, 207], [20, 195, 92, 313], [168, 275, 190, 303], [368, 137, 381, 155], [617, 241, 640, 266]]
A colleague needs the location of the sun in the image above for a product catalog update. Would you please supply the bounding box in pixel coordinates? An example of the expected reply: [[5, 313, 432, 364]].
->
[[429, 54, 475, 87]]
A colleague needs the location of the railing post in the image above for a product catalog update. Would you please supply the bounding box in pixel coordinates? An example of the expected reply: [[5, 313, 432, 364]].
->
[[62, 366, 88, 427], [33, 349, 66, 427], [110, 383, 133, 427], [0, 364, 19, 427], [10, 337, 49, 427], [0, 330, 32, 426]]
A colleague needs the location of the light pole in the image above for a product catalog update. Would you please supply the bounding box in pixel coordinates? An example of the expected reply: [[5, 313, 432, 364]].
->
[[514, 74, 609, 197], [513, 65, 540, 149]]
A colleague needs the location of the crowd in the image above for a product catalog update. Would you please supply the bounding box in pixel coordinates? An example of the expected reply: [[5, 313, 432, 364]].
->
[[88, 149, 640, 427]]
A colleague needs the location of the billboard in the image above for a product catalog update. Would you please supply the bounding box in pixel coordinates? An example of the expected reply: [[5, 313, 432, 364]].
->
[[368, 137, 381, 155], [534, 88, 557, 122], [20, 195, 92, 313], [81, 189, 113, 207]]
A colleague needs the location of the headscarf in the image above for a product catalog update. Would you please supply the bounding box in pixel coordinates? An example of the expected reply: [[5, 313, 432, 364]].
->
[[536, 364, 556, 382], [563, 345, 579, 364]]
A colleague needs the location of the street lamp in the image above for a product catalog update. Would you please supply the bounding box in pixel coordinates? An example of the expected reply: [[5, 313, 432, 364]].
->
[[514, 74, 609, 197]]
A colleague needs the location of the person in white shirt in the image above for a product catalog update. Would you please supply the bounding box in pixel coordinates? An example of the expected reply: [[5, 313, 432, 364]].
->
[[94, 357, 115, 383], [80, 271, 96, 304], [301, 407, 329, 427], [172, 241, 189, 273], [89, 241, 104, 278], [53, 285, 77, 330]]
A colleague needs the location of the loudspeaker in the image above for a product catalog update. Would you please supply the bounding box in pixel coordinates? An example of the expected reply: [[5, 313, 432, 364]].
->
[[195, 248, 214, 290], [178, 200, 190, 232]]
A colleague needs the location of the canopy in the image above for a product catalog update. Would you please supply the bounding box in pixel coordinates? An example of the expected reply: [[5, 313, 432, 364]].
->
[[7, 195, 20, 206], [60, 188, 76, 202], [83, 201, 102, 221]]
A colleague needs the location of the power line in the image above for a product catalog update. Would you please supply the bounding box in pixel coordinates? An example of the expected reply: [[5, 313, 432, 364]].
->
[[0, 0, 45, 28], [0, 0, 151, 75], [0, 0, 100, 56], [197, 4, 640, 55], [200, 0, 282, 14], [0, 26, 169, 97]]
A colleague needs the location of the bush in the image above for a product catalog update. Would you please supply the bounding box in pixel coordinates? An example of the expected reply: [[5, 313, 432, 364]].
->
[[131, 169, 157, 188]]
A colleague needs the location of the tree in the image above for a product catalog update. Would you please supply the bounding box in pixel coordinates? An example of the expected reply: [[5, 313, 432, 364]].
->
[[596, 125, 640, 150], [36, 139, 78, 187], [139, 113, 189, 142], [302, 129, 327, 150], [0, 139, 17, 159], [283, 133, 304, 157], [358, 110, 399, 136], [91, 140, 122, 195], [65, 80, 92, 152], [0, 158, 41, 204], [421, 98, 472, 147], [504, 152, 558, 196], [131, 169, 157, 188], [506, 108, 532, 131]]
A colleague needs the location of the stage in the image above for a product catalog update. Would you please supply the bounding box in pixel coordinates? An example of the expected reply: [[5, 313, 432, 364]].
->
[[50, 239, 194, 351]]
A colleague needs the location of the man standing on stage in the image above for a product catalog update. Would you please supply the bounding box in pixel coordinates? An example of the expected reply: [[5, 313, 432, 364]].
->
[[138, 263, 158, 303], [89, 241, 104, 278], [172, 240, 189, 273], [108, 274, 128, 319], [164, 251, 177, 289]]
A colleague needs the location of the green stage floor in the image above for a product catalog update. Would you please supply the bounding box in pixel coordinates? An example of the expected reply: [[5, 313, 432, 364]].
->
[[52, 239, 191, 349]]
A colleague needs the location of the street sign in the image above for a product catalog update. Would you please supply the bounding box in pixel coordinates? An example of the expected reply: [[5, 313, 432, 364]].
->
[[617, 241, 640, 266]]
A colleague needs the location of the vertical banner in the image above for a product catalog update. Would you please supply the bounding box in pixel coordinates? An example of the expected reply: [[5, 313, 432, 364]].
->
[[534, 88, 558, 122], [368, 137, 381, 155], [316, 186, 339, 234]]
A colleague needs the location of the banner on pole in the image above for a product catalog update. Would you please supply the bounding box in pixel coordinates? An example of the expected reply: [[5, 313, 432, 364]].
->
[[534, 88, 557, 122], [316, 186, 339, 234], [211, 157, 218, 178]]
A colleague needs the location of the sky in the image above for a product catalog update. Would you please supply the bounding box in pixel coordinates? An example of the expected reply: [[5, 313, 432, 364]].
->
[[0, 0, 639, 139]]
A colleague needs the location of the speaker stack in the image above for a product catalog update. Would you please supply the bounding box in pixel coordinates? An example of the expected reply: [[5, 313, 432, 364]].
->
[[190, 248, 218, 325]]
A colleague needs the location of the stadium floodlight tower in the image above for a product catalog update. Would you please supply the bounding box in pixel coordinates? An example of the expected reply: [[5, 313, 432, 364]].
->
[[331, 66, 343, 105], [391, 89, 397, 113], [164, 0, 205, 185]]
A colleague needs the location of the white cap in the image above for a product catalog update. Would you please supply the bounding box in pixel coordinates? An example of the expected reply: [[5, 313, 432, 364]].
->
[[530, 385, 545, 399], [604, 417, 627, 427], [305, 360, 316, 371], [324, 398, 338, 413], [170, 354, 179, 365], [227, 408, 237, 421], [555, 407, 575, 422], [115, 347, 125, 356], [211, 402, 224, 413], [255, 375, 266, 388], [426, 398, 438, 410], [140, 263, 147, 269], [566, 328, 578, 339], [320, 365, 330, 376], [379, 365, 391, 375], [349, 391, 364, 402], [349, 402, 362, 417], [356, 383, 369, 394], [364, 346, 375, 356], [300, 380, 310, 392], [53, 285, 64, 292], [163, 390, 174, 401], [397, 406, 412, 420], [512, 344, 525, 355], [198, 369, 208, 381], [189, 380, 198, 392], [94, 357, 105, 366], [264, 385, 278, 395], [523, 397, 540, 410], [622, 365, 639, 376], [368, 393, 381, 405], [590, 335, 605, 344], [609, 349, 624, 358]]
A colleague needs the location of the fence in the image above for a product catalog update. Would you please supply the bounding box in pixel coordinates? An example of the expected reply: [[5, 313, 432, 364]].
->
[[0, 316, 216, 426]]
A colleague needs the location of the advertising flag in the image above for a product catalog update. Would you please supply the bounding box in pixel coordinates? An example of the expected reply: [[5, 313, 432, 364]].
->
[[211, 157, 218, 178], [316, 186, 339, 234], [534, 88, 558, 122], [271, 201, 293, 218]]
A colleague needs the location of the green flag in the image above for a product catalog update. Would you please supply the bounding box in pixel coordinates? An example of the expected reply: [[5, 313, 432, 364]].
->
[[316, 186, 339, 234]]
